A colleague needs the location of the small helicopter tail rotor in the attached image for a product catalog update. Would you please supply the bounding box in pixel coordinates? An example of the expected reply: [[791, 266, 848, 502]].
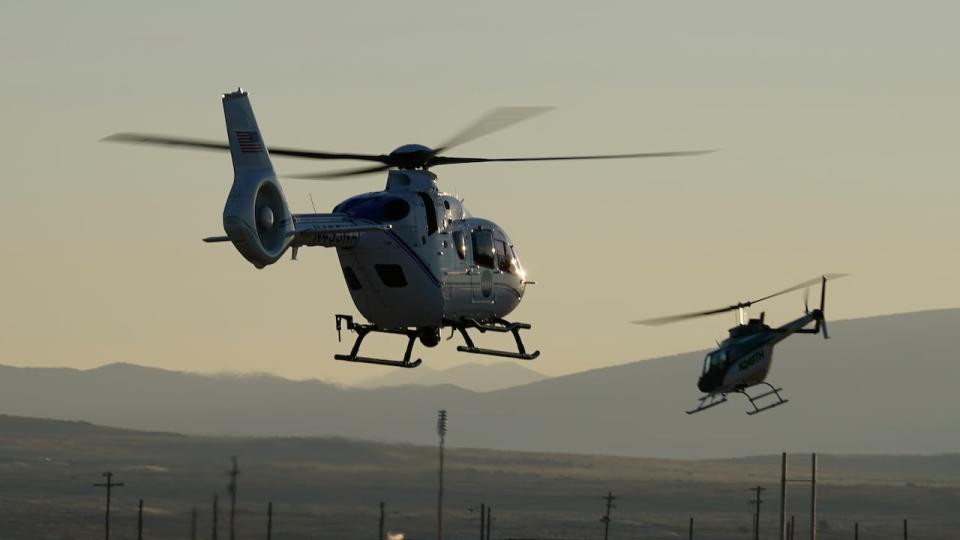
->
[[818, 275, 831, 339], [813, 274, 851, 339]]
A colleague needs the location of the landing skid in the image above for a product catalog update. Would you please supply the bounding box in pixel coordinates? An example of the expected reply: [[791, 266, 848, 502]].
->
[[333, 315, 422, 368], [740, 382, 789, 415], [333, 315, 539, 368], [686, 393, 729, 415], [686, 382, 789, 415], [449, 317, 541, 360]]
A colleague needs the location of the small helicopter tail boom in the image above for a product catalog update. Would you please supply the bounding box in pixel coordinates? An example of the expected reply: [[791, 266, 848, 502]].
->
[[220, 89, 295, 268]]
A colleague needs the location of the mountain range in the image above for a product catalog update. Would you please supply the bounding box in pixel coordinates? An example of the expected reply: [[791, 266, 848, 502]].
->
[[354, 361, 547, 392], [1, 308, 957, 459]]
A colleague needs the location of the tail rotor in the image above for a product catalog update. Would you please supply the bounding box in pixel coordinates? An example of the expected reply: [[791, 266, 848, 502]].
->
[[818, 275, 830, 339]]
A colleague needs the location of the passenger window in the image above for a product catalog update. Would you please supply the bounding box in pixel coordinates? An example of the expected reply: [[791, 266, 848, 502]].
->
[[452, 230, 467, 260], [472, 229, 495, 269], [342, 266, 362, 290], [375, 264, 407, 288]]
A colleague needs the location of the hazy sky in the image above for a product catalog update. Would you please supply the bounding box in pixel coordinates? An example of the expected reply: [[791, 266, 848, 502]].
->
[[2, 1, 958, 384]]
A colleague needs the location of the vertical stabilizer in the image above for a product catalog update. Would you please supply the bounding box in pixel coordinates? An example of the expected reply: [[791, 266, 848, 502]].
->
[[221, 89, 293, 268]]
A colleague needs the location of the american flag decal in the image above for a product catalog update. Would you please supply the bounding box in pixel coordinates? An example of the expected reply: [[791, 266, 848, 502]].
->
[[236, 130, 264, 153]]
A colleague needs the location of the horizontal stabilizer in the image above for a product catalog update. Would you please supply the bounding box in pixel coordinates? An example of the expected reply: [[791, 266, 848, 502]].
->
[[202, 236, 231, 243]]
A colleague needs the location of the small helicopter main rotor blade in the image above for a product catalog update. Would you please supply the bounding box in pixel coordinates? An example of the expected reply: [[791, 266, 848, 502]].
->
[[434, 107, 554, 154], [103, 133, 393, 164], [749, 273, 850, 305], [431, 149, 715, 166], [285, 164, 393, 180], [631, 305, 743, 326], [632, 273, 850, 327]]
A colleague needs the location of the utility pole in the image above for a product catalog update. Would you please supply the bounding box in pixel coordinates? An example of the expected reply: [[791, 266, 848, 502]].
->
[[227, 457, 239, 540], [93, 471, 124, 540], [688, 517, 694, 540], [780, 452, 788, 540], [790, 515, 795, 540], [267, 501, 273, 540], [748, 486, 766, 540], [378, 502, 384, 540], [486, 506, 492, 540], [480, 504, 486, 540], [601, 491, 616, 540], [854, 522, 859, 540], [903, 518, 908, 540], [212, 494, 219, 540], [810, 453, 817, 540], [437, 409, 448, 540], [190, 507, 197, 540], [138, 499, 144, 540]]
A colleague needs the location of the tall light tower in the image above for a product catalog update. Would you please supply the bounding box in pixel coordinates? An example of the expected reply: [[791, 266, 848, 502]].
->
[[437, 409, 448, 540]]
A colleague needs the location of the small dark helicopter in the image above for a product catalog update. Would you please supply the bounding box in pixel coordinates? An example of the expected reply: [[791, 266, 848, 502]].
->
[[632, 274, 848, 415]]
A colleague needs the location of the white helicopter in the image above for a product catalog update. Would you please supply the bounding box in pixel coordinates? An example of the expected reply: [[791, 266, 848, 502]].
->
[[633, 274, 848, 415], [107, 89, 710, 368]]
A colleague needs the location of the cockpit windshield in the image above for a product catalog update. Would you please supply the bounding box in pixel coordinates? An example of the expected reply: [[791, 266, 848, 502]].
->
[[500, 243, 525, 278], [702, 350, 727, 374]]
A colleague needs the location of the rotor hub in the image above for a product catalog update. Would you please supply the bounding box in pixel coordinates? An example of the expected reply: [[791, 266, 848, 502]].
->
[[389, 144, 435, 170]]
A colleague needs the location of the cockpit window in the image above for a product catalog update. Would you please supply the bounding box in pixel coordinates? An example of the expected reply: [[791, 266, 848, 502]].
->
[[416, 192, 438, 235], [334, 195, 410, 223], [452, 230, 467, 260], [472, 229, 495, 269], [703, 351, 727, 374], [496, 240, 510, 273]]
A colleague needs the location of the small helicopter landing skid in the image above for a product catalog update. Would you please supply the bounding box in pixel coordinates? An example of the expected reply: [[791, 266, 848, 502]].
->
[[741, 382, 789, 415], [686, 382, 789, 415], [334, 314, 539, 368]]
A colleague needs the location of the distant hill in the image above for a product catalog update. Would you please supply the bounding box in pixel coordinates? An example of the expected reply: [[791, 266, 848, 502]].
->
[[1, 309, 959, 458], [354, 361, 547, 392]]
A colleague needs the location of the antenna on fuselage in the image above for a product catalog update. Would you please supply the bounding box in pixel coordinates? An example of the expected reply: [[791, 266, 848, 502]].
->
[[309, 193, 317, 213]]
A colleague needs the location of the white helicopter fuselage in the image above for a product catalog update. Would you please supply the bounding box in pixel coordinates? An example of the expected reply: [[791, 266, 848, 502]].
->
[[331, 170, 527, 330]]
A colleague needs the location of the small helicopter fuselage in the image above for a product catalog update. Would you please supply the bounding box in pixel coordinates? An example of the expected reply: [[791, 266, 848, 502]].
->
[[634, 274, 846, 415], [698, 319, 779, 394]]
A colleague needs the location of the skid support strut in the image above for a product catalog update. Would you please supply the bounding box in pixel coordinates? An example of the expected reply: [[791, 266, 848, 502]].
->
[[450, 317, 540, 360], [334, 315, 422, 368], [686, 393, 729, 415]]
